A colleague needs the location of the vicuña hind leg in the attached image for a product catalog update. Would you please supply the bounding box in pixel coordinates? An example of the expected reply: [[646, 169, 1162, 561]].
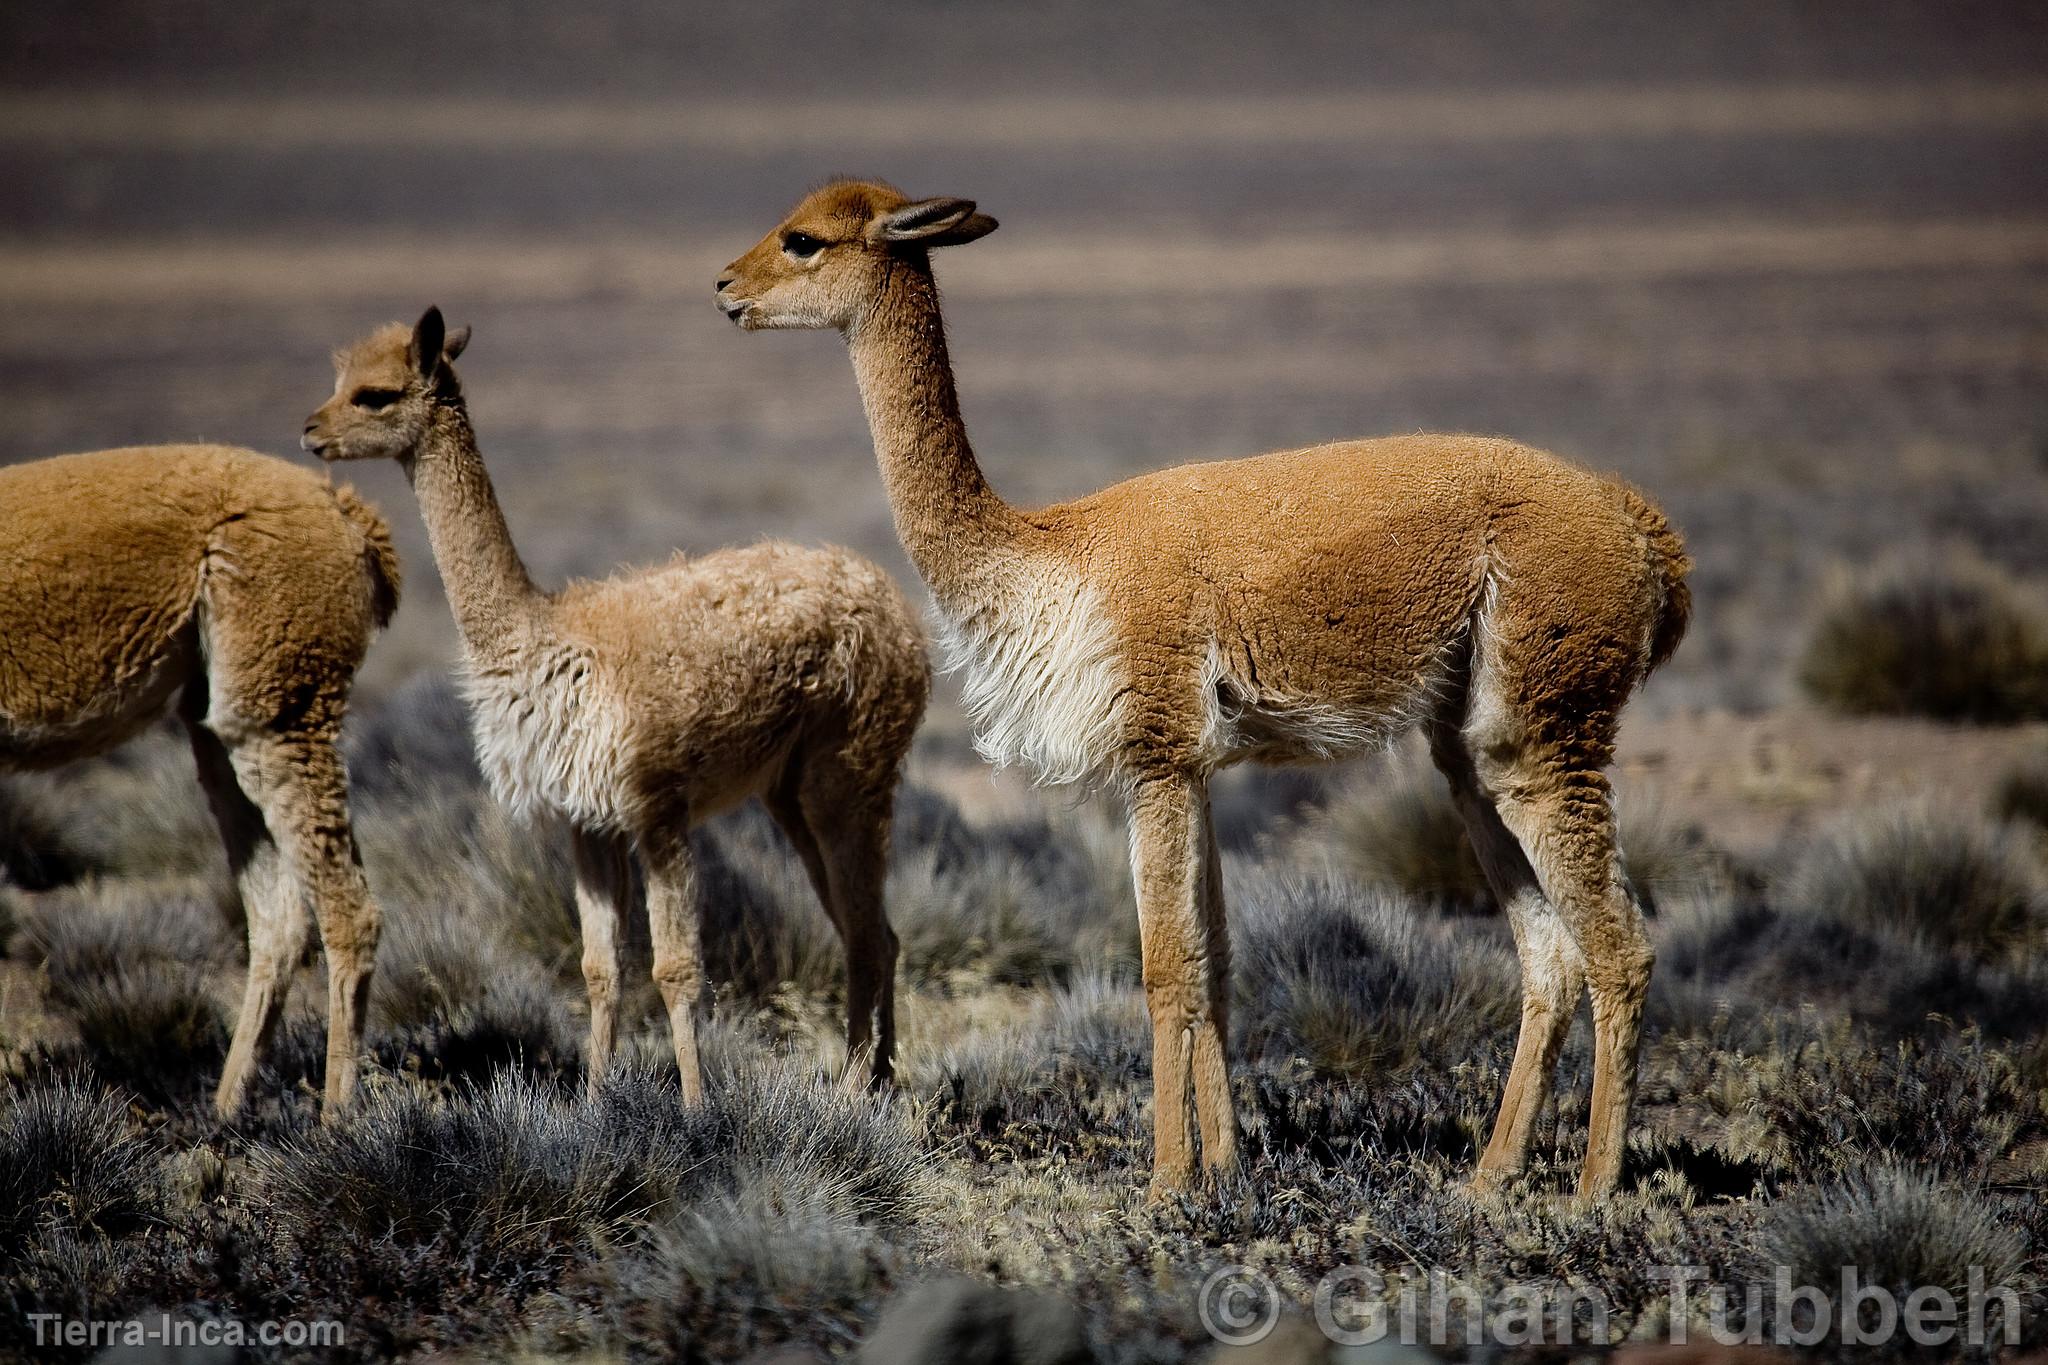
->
[[640, 824, 706, 1105], [189, 719, 313, 1119], [1482, 753, 1652, 1202], [1130, 771, 1235, 1197], [1429, 724, 1584, 1190], [571, 826, 633, 1100], [222, 728, 381, 1116], [781, 762, 900, 1089], [1194, 800, 1237, 1172]]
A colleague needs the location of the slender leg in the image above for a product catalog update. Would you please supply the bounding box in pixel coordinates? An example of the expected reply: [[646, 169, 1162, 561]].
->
[[1193, 798, 1237, 1171], [640, 825, 707, 1105], [189, 720, 313, 1118], [1429, 726, 1585, 1190], [816, 798, 900, 1090], [570, 825, 633, 1101], [1484, 761, 1652, 1201], [221, 730, 381, 1116], [1129, 771, 1235, 1196], [766, 781, 845, 938]]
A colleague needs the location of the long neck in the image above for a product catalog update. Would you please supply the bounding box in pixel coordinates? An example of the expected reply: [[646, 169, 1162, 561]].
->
[[846, 259, 1031, 599], [402, 394, 546, 660]]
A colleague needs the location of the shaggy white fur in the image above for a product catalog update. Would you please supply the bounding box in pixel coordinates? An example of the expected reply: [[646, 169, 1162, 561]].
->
[[462, 643, 635, 832], [933, 557, 1127, 787]]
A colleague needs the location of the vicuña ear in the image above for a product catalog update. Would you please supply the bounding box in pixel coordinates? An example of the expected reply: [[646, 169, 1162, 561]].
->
[[410, 306, 447, 379], [442, 324, 472, 362], [869, 198, 999, 248]]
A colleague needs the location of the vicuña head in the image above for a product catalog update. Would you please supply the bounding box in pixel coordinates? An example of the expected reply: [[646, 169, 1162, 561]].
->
[[304, 307, 473, 462], [716, 180, 996, 332]]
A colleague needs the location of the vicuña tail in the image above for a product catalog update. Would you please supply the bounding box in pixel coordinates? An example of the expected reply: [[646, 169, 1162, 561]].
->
[[1617, 483, 1691, 674], [333, 484, 403, 629]]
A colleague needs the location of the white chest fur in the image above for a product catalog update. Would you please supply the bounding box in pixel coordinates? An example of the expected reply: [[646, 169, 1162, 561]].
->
[[931, 559, 1127, 787], [460, 643, 633, 830]]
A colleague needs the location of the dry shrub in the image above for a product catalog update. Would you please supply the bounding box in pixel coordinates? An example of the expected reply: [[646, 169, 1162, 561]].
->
[[1232, 874, 1519, 1079], [1781, 806, 2048, 969], [1759, 1167, 2032, 1347], [1314, 760, 1725, 913], [1798, 560, 2048, 722]]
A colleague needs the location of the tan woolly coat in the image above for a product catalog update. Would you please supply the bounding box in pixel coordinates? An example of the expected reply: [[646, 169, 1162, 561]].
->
[[1, 445, 397, 767], [716, 179, 1692, 1202]]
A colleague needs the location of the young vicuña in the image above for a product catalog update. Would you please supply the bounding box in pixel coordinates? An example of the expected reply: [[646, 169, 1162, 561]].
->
[[304, 308, 930, 1101]]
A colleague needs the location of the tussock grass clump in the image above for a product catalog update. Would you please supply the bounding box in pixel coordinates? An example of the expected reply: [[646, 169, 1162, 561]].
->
[[244, 1071, 682, 1343], [921, 973, 1150, 1159], [372, 904, 578, 1085], [696, 802, 844, 999], [19, 883, 236, 1007], [1781, 806, 2047, 968], [6, 733, 220, 881], [1317, 763, 1492, 911], [0, 778, 89, 890], [602, 1191, 894, 1362], [0, 1079, 176, 1360], [1233, 875, 1519, 1079], [1708, 1028, 2046, 1179], [359, 792, 581, 982], [1315, 762, 1724, 913], [0, 1077, 160, 1256], [66, 966, 229, 1103], [1760, 1167, 2032, 1343], [1995, 748, 2048, 831], [1650, 896, 2048, 1044], [1798, 561, 2048, 722], [235, 1064, 924, 1352]]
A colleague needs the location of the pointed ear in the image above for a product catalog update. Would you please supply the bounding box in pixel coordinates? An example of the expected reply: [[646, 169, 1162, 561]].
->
[[868, 198, 998, 248], [442, 324, 472, 363], [409, 306, 446, 379]]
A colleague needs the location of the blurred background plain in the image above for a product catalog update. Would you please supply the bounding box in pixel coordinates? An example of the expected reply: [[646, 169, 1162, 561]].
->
[[3, 1, 2044, 716]]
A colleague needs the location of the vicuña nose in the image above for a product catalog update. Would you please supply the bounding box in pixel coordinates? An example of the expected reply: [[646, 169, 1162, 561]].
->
[[715, 274, 736, 293]]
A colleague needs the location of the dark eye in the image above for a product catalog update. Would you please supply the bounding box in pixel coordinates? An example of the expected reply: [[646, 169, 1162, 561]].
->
[[351, 387, 402, 410], [781, 231, 826, 259]]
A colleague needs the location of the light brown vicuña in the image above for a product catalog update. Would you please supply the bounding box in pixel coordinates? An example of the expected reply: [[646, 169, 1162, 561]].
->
[[717, 181, 1692, 1200], [1, 443, 399, 1118], [305, 308, 930, 1101]]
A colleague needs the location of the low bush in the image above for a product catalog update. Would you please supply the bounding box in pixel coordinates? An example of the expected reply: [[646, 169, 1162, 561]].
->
[[1232, 875, 1520, 1080], [1797, 560, 2048, 722], [18, 883, 236, 1007], [1650, 895, 2048, 1045], [0, 778, 89, 890], [1314, 761, 1725, 914], [1995, 748, 2048, 831], [65, 965, 229, 1104], [0, 1077, 160, 1258], [1759, 1167, 2033, 1347], [1780, 806, 2047, 968]]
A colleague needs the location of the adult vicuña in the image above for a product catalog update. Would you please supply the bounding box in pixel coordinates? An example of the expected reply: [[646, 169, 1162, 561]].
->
[[716, 182, 1692, 1200], [1, 444, 399, 1118], [304, 308, 930, 1101]]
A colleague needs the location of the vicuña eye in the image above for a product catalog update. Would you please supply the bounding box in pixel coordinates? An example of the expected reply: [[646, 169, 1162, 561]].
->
[[352, 388, 402, 410], [781, 231, 826, 259]]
